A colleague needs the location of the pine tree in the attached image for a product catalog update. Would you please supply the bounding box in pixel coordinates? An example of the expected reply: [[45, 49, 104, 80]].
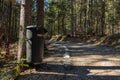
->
[[17, 0, 32, 62]]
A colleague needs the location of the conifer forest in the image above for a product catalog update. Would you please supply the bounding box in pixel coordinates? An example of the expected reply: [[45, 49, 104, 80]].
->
[[0, 0, 120, 80]]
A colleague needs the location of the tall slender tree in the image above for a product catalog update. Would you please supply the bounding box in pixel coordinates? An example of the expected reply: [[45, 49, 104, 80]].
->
[[17, 0, 32, 62], [5, 0, 12, 55], [0, 0, 3, 41], [101, 0, 105, 35], [70, 0, 74, 36], [0, 0, 2, 29]]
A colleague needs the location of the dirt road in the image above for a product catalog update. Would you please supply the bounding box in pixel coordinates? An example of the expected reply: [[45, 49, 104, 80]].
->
[[17, 41, 120, 80]]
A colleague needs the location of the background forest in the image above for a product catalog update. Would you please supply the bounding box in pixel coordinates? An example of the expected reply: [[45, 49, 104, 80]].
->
[[0, 0, 120, 46], [0, 0, 120, 61], [45, 0, 120, 36]]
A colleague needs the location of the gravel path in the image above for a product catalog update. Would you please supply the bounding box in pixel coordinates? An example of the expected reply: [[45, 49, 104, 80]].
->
[[16, 41, 120, 80]]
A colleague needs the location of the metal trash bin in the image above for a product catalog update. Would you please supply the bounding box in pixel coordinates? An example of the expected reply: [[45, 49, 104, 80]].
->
[[26, 25, 44, 63]]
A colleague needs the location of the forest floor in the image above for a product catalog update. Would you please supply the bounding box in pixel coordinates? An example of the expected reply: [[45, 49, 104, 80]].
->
[[0, 43, 17, 72], [16, 39, 120, 80]]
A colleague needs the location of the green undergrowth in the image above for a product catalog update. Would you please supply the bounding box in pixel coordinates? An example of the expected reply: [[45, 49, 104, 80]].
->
[[0, 57, 29, 80], [0, 60, 18, 80], [15, 58, 29, 74]]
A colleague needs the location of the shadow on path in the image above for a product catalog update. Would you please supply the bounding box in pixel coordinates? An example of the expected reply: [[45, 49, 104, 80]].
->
[[16, 41, 120, 80], [17, 63, 120, 80]]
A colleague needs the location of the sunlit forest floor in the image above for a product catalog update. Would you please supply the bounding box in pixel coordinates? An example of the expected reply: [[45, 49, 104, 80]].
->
[[16, 35, 120, 80], [0, 43, 17, 72]]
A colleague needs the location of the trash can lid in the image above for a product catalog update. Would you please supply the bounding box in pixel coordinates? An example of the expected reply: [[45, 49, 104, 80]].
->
[[26, 25, 37, 29]]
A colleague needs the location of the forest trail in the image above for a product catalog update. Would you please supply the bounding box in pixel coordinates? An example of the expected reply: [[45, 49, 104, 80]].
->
[[17, 41, 120, 80]]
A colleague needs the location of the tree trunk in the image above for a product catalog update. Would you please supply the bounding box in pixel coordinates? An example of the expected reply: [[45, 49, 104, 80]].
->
[[101, 0, 105, 36], [0, 0, 2, 41], [6, 0, 12, 55], [71, 0, 74, 36], [57, 16, 60, 34], [36, 0, 44, 62], [0, 0, 2, 29], [17, 0, 32, 62], [61, 15, 65, 35]]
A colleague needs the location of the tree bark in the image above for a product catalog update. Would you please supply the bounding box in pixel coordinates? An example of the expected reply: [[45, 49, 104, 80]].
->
[[6, 0, 12, 55], [0, 0, 2, 29], [71, 0, 74, 36], [101, 0, 105, 36], [17, 0, 32, 62], [36, 0, 44, 62], [0, 0, 3, 42]]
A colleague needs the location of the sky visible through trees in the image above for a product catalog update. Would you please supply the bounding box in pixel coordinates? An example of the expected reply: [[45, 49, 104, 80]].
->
[[17, 0, 48, 3]]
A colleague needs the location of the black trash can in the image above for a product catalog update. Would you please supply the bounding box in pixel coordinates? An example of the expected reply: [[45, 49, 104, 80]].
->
[[26, 25, 44, 63]]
